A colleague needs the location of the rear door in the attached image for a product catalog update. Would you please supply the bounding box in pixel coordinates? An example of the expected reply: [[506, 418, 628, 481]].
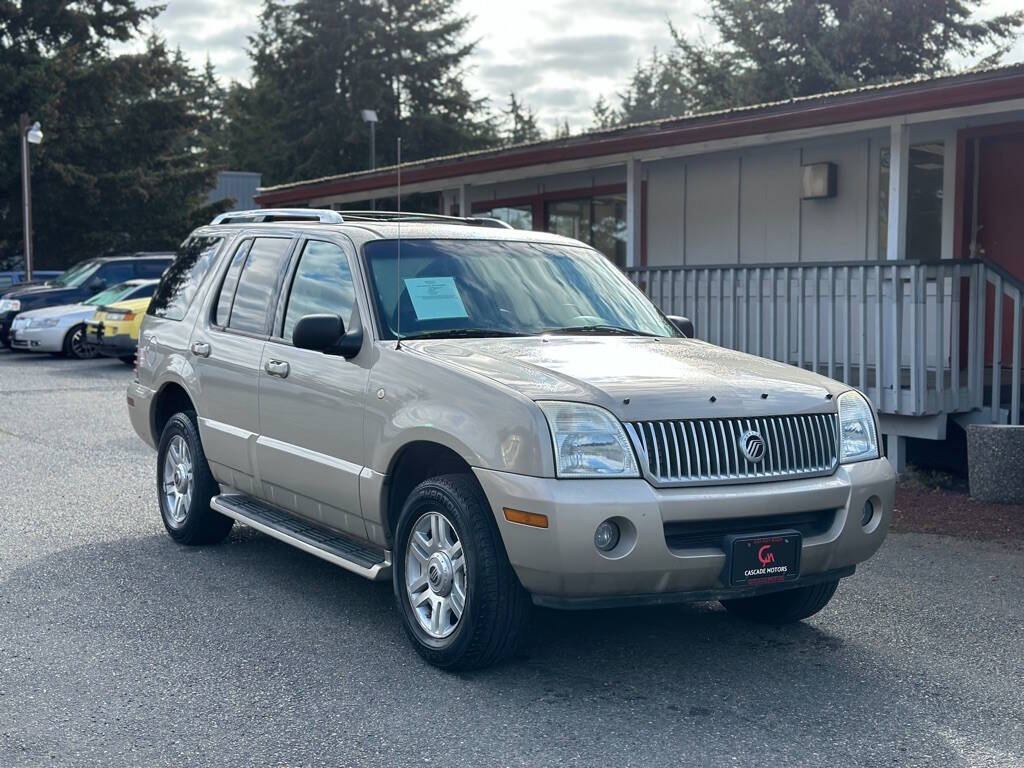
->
[[191, 236, 295, 495], [254, 237, 370, 539]]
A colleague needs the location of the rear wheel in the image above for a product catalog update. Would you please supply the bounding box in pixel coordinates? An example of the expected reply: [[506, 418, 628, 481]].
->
[[156, 410, 233, 545], [720, 579, 840, 624], [62, 324, 97, 359], [393, 474, 530, 670]]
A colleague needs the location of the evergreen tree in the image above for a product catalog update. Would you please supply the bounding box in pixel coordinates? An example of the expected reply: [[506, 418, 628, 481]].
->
[[599, 0, 1023, 126], [503, 92, 542, 144], [226, 0, 496, 186], [554, 119, 572, 139], [0, 3, 228, 268]]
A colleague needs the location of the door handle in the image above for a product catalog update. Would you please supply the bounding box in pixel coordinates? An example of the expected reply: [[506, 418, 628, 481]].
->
[[190, 341, 211, 358], [265, 359, 290, 378]]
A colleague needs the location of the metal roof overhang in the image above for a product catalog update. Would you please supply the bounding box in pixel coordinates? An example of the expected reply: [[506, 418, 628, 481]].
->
[[256, 65, 1024, 207]]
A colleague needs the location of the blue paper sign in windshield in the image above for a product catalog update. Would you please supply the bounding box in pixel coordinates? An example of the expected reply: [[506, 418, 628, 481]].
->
[[404, 277, 469, 320]]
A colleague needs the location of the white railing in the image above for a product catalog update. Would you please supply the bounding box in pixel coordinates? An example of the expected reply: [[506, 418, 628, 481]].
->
[[626, 259, 1024, 424]]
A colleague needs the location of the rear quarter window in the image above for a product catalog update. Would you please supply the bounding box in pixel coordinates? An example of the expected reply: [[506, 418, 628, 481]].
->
[[148, 236, 224, 321]]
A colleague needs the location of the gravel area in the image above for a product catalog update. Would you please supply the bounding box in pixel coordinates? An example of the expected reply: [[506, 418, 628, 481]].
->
[[1, 349, 1022, 767], [894, 470, 1024, 544]]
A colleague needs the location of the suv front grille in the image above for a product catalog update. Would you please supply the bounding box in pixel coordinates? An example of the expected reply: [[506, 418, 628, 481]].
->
[[663, 509, 836, 551], [625, 413, 839, 486]]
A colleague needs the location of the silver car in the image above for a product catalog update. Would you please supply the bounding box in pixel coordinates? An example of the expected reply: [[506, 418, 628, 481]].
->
[[11, 280, 158, 358], [127, 210, 894, 670]]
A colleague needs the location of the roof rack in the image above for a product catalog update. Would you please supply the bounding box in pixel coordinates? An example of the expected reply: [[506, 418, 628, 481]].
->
[[211, 208, 346, 225], [209, 208, 513, 229]]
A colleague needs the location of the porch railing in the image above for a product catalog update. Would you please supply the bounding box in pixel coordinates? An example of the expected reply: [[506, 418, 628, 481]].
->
[[626, 259, 1024, 425]]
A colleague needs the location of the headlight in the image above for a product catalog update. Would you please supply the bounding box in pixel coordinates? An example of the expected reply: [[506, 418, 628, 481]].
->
[[538, 401, 639, 478], [838, 391, 879, 463], [30, 317, 59, 328], [0, 299, 21, 312]]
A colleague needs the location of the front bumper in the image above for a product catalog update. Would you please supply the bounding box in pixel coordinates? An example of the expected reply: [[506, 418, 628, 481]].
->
[[473, 458, 894, 605], [8, 323, 67, 352]]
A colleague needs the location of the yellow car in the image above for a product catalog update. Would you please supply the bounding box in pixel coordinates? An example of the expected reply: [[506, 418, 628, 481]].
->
[[86, 296, 151, 365]]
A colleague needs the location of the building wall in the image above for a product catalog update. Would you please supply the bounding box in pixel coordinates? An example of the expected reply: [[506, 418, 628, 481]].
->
[[208, 171, 263, 211], [644, 130, 889, 267]]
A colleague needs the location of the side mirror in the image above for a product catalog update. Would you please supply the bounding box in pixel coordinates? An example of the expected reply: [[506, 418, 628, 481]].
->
[[87, 276, 106, 291], [667, 315, 694, 338], [293, 313, 363, 359]]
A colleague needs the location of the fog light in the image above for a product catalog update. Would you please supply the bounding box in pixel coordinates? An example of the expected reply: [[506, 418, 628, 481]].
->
[[861, 499, 874, 527], [594, 520, 620, 552]]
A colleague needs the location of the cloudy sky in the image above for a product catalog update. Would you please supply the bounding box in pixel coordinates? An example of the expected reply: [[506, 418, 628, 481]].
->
[[138, 0, 1023, 135]]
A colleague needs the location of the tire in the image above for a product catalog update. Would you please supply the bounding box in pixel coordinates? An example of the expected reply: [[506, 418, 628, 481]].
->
[[393, 473, 530, 670], [119, 355, 135, 366], [720, 578, 840, 624], [62, 324, 97, 359], [156, 410, 233, 545]]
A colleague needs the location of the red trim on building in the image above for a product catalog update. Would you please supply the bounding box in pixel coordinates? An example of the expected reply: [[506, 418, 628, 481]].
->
[[255, 70, 1024, 207]]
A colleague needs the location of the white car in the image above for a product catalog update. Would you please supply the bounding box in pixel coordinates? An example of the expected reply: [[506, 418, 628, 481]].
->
[[9, 279, 158, 358]]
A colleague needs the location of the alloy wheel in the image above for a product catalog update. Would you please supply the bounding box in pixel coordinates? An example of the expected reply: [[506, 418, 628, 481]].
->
[[405, 510, 467, 638], [162, 435, 194, 528]]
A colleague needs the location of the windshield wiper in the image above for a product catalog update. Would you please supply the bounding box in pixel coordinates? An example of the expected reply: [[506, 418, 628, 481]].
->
[[542, 324, 658, 337], [399, 328, 533, 341]]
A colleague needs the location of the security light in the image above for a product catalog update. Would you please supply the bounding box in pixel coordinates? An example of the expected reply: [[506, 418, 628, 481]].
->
[[26, 122, 43, 145]]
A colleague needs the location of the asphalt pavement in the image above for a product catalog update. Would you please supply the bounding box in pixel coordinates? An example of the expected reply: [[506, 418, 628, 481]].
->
[[1, 349, 1022, 767]]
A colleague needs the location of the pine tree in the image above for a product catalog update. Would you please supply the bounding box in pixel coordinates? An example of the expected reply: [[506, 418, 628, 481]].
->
[[604, 0, 1023, 125], [503, 92, 543, 144], [0, 3, 227, 268], [226, 0, 497, 186]]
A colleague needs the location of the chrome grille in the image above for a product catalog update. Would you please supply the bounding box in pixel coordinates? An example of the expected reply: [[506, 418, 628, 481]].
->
[[626, 414, 839, 486]]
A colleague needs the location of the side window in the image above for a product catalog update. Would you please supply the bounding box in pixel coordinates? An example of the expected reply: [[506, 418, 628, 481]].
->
[[282, 241, 356, 342], [136, 260, 170, 279], [97, 262, 134, 286], [149, 236, 223, 321], [227, 238, 292, 334], [214, 241, 251, 327], [129, 283, 158, 300]]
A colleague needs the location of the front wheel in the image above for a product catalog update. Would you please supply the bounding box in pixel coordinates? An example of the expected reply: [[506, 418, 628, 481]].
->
[[62, 324, 97, 359], [720, 579, 840, 624], [393, 474, 530, 670], [156, 411, 233, 545]]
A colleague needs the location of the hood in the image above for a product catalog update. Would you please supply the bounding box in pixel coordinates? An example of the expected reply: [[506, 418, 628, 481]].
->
[[3, 283, 79, 306], [404, 336, 844, 421], [15, 303, 94, 321]]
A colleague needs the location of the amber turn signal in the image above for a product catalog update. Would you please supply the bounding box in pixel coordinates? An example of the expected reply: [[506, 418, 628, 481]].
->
[[503, 507, 549, 528]]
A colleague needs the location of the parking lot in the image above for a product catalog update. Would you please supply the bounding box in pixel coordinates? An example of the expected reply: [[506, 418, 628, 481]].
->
[[0, 349, 1021, 768]]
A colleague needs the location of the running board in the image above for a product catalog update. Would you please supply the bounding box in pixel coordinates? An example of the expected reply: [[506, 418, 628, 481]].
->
[[210, 494, 391, 581]]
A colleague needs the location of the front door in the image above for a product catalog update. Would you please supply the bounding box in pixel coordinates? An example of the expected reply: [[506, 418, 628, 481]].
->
[[254, 238, 370, 540], [192, 236, 294, 495]]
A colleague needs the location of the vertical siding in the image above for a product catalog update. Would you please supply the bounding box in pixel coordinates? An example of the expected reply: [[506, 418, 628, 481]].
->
[[645, 132, 885, 267]]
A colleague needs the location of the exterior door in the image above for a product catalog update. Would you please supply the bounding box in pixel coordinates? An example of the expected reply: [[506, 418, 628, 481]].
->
[[192, 236, 294, 495], [255, 238, 370, 540]]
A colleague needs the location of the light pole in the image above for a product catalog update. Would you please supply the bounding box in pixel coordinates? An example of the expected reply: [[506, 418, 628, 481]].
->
[[361, 109, 378, 210], [19, 114, 43, 281]]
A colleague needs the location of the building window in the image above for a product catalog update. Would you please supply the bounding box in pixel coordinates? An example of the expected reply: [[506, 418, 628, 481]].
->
[[475, 205, 533, 229], [545, 195, 626, 267], [878, 142, 945, 260]]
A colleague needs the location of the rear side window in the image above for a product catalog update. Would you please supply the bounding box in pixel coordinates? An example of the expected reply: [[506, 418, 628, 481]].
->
[[219, 238, 291, 334], [96, 261, 135, 286], [148, 236, 223, 321], [214, 241, 251, 327], [136, 260, 171, 279], [282, 241, 356, 342]]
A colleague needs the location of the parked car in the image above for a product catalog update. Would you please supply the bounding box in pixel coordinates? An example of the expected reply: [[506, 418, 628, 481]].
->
[[127, 209, 894, 670], [9, 279, 158, 358], [86, 294, 153, 364], [0, 253, 172, 348], [0, 270, 63, 293]]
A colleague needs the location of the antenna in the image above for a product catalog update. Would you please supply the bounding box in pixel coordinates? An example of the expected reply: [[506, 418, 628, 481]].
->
[[395, 137, 403, 349]]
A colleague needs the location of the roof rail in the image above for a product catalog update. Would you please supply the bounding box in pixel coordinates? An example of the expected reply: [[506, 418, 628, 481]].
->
[[209, 208, 514, 229], [210, 208, 345, 225], [335, 211, 514, 229]]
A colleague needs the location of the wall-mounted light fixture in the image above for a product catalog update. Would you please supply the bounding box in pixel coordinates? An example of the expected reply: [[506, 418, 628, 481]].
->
[[801, 162, 837, 199]]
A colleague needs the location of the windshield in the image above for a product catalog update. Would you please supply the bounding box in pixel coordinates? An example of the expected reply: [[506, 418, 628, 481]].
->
[[364, 239, 677, 340], [85, 282, 138, 306], [53, 260, 101, 288]]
